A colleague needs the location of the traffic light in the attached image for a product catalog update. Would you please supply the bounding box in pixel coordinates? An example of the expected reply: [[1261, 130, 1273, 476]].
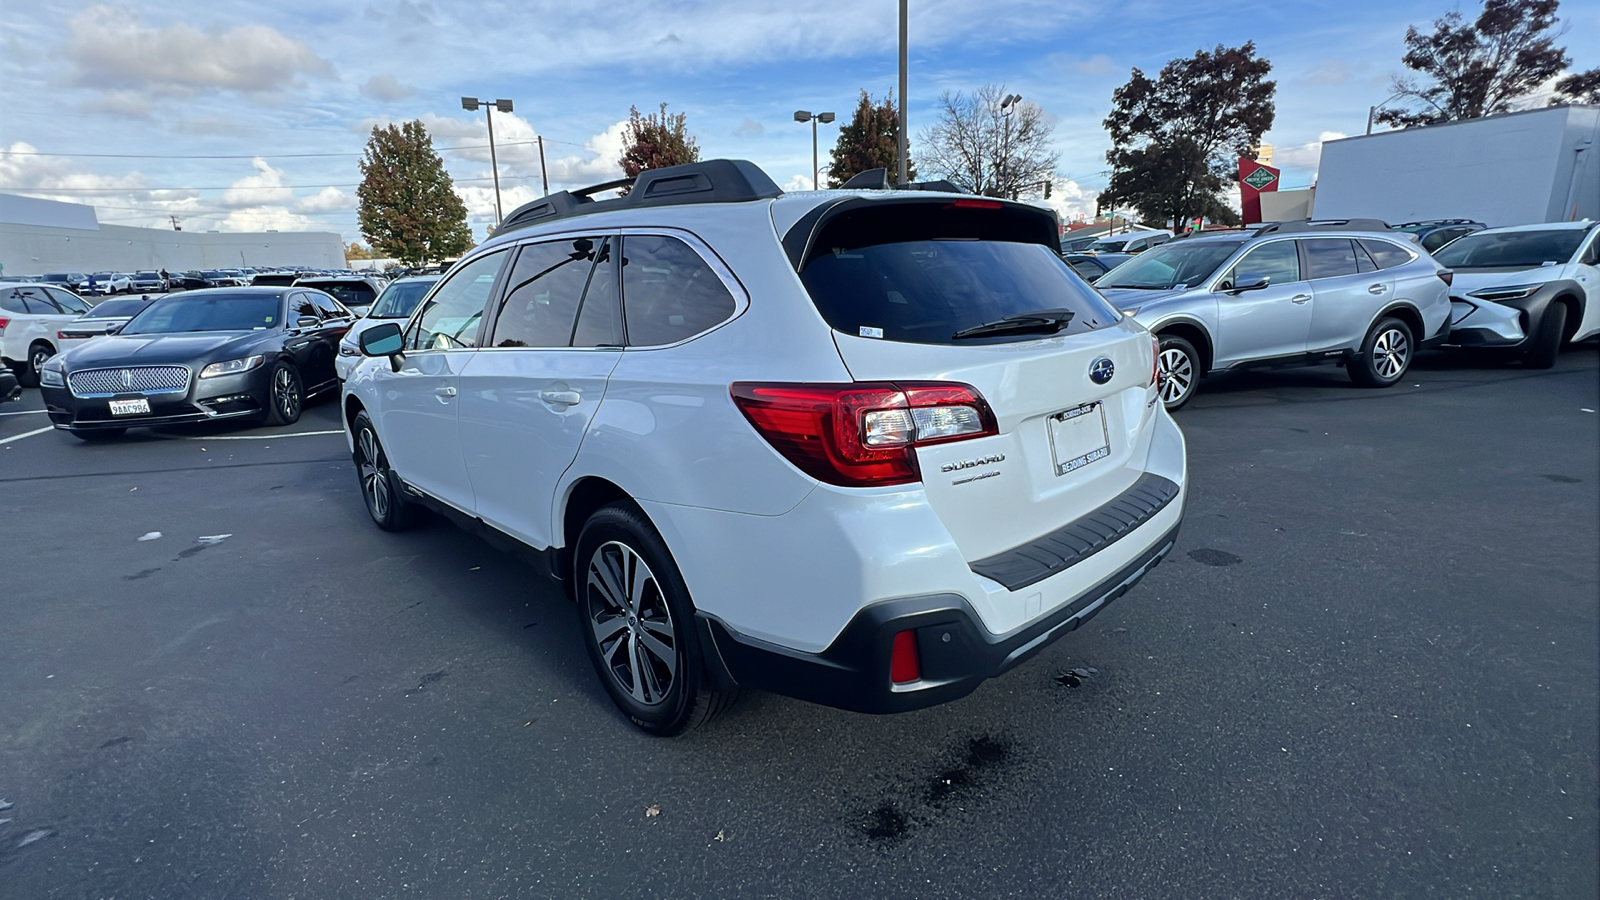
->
[[1044, 182, 1052, 199]]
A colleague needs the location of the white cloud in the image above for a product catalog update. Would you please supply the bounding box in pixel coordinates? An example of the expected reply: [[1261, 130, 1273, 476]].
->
[[221, 159, 294, 208], [783, 174, 817, 192], [1274, 131, 1347, 173], [1035, 177, 1099, 224], [360, 75, 414, 102], [61, 6, 332, 96], [735, 118, 766, 137], [296, 186, 355, 213]]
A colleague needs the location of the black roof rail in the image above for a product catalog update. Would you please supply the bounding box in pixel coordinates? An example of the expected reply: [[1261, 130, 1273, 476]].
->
[[495, 159, 783, 234], [1392, 218, 1476, 228], [1252, 217, 1392, 235]]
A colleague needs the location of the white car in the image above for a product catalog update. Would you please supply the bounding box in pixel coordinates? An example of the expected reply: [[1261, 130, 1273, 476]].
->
[[1434, 220, 1599, 367], [334, 275, 441, 381], [0, 282, 95, 385], [344, 160, 1187, 735], [84, 272, 132, 295], [1089, 229, 1172, 254]]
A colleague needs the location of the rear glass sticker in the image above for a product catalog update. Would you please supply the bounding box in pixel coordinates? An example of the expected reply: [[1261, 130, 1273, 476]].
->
[[860, 326, 884, 339]]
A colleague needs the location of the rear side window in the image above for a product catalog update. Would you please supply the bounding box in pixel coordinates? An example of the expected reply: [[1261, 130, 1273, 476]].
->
[[491, 237, 601, 348], [407, 250, 507, 351], [47, 288, 91, 314], [1360, 239, 1416, 269], [307, 291, 348, 320], [1302, 239, 1359, 280], [621, 235, 736, 346]]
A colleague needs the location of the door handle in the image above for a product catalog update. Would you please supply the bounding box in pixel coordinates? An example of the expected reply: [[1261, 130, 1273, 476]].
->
[[539, 389, 581, 406], [435, 386, 457, 398], [1291, 294, 1311, 304], [1368, 284, 1388, 294]]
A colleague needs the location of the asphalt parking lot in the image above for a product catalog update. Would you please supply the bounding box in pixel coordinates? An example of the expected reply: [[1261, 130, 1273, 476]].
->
[[2, 346, 1596, 899]]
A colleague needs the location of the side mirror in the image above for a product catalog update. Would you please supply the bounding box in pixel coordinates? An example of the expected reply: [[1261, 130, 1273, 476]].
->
[[1226, 276, 1271, 294], [296, 316, 320, 329], [359, 321, 405, 365]]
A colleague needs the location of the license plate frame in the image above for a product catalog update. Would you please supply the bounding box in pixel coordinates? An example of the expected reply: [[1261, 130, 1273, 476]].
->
[[109, 398, 151, 416], [1047, 402, 1110, 476]]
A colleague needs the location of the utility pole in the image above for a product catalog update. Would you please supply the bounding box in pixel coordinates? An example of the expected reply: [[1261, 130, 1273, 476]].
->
[[538, 136, 549, 196], [169, 215, 181, 231], [897, 0, 908, 186]]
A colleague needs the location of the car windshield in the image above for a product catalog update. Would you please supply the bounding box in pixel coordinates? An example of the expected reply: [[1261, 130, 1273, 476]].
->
[[1433, 229, 1586, 268], [1095, 239, 1245, 290], [123, 293, 280, 333], [368, 279, 438, 318], [801, 240, 1119, 345], [84, 298, 152, 318]]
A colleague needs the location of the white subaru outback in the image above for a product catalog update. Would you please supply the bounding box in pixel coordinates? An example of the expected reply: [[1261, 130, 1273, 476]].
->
[[344, 160, 1187, 735]]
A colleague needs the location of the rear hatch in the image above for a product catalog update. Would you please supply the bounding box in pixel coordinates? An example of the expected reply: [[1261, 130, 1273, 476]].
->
[[792, 197, 1158, 564]]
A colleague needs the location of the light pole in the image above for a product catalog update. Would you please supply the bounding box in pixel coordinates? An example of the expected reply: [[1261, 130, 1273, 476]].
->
[[462, 97, 514, 223], [897, 0, 908, 186], [793, 110, 836, 189], [1366, 91, 1407, 135], [998, 93, 1021, 198]]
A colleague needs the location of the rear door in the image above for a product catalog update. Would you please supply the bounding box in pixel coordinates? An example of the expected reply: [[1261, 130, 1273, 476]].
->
[[796, 202, 1152, 565], [456, 235, 621, 548], [370, 250, 509, 510], [1305, 238, 1390, 353], [1211, 238, 1312, 366]]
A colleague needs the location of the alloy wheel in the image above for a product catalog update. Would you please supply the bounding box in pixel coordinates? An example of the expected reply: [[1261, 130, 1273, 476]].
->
[[1372, 328, 1409, 380], [1158, 347, 1193, 404], [585, 541, 677, 706], [356, 426, 390, 520], [274, 367, 301, 420], [31, 346, 51, 373]]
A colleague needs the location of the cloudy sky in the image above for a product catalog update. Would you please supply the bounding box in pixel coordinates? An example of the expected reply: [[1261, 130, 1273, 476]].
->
[[2, 0, 1597, 243]]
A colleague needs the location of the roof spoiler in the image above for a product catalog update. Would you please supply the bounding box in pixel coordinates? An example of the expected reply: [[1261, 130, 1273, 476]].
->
[[837, 167, 963, 193]]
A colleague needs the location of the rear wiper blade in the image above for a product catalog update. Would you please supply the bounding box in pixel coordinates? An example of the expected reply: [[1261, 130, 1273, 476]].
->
[[952, 308, 1075, 340]]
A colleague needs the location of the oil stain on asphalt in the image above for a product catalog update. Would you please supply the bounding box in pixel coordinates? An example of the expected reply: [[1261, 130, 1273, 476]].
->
[[860, 734, 1016, 842], [1188, 548, 1242, 567]]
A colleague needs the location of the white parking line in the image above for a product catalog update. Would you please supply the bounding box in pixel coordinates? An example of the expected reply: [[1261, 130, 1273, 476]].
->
[[0, 426, 54, 445], [0, 409, 47, 416], [181, 429, 344, 441]]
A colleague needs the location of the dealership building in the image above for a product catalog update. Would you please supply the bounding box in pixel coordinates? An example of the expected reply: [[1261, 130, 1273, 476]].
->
[[0, 193, 346, 277]]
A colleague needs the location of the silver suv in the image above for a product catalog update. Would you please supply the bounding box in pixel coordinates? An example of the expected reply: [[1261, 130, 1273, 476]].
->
[[1096, 220, 1454, 409]]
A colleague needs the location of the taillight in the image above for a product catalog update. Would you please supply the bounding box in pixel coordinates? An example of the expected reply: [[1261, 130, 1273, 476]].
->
[[890, 630, 921, 683], [1149, 334, 1161, 387], [0, 317, 8, 335], [730, 381, 999, 487], [1437, 269, 1454, 286]]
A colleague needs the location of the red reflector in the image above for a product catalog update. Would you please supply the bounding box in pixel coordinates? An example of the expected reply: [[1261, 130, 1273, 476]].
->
[[1437, 269, 1454, 286], [946, 199, 1003, 210], [890, 630, 921, 683]]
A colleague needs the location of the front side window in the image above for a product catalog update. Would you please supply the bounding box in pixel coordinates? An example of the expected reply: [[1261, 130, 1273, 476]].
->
[[622, 235, 737, 346], [1302, 239, 1360, 280], [490, 237, 602, 348], [406, 250, 507, 351], [307, 290, 348, 320], [1230, 240, 1301, 288]]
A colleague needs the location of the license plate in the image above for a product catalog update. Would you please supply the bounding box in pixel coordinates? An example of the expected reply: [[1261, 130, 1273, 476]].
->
[[109, 398, 151, 416], [1048, 402, 1110, 475]]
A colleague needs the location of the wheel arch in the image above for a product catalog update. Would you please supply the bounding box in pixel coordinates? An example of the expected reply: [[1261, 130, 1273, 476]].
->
[[1549, 291, 1585, 342], [1374, 302, 1425, 345], [1152, 319, 1213, 375], [557, 476, 636, 586]]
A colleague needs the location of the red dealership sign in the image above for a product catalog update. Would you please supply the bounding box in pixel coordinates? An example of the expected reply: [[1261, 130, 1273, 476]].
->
[[1239, 158, 1279, 224]]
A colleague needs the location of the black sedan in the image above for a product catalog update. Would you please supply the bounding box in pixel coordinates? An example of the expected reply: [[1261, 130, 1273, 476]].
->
[[38, 287, 352, 440]]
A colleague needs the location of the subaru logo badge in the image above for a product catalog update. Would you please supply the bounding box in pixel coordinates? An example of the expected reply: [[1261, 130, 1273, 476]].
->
[[1089, 357, 1114, 385]]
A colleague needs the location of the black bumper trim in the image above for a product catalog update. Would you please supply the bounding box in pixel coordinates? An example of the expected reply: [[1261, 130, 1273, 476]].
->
[[700, 518, 1181, 714], [968, 473, 1180, 591]]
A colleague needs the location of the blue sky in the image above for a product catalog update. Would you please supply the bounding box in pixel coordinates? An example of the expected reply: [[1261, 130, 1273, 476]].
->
[[2, 0, 1597, 243]]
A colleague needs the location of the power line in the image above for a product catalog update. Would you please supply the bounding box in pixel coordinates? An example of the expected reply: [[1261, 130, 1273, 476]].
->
[[1, 137, 590, 160]]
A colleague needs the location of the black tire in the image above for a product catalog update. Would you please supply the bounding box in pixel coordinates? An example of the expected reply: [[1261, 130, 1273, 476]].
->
[[264, 362, 303, 426], [574, 502, 736, 736], [1156, 334, 1201, 410], [1349, 317, 1413, 388], [351, 410, 417, 531], [69, 428, 126, 441], [1523, 302, 1566, 370], [18, 342, 53, 388]]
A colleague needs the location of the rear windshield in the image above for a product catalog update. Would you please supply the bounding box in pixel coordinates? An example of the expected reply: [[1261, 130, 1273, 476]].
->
[[124, 293, 280, 333], [368, 279, 437, 318], [1433, 229, 1586, 268], [303, 282, 377, 307], [1095, 239, 1245, 290], [801, 240, 1119, 344], [84, 298, 152, 318]]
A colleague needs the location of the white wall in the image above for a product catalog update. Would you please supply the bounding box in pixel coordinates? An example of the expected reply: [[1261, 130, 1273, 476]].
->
[[1261, 188, 1315, 221], [1314, 105, 1600, 227], [0, 220, 345, 276]]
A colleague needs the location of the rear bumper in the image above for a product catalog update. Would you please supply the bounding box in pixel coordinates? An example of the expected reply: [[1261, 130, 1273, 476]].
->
[[701, 519, 1180, 714]]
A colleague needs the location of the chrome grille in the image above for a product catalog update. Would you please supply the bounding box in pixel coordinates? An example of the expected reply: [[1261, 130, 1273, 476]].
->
[[69, 365, 191, 397]]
